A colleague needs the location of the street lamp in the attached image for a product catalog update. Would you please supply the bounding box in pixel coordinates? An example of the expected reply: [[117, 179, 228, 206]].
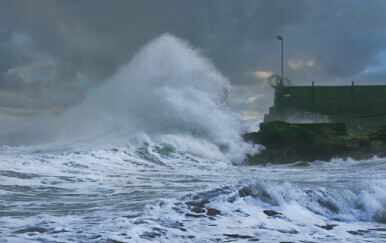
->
[[276, 35, 283, 86]]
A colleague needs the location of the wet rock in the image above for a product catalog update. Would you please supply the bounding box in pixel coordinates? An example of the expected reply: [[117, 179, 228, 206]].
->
[[89, 234, 102, 239], [318, 224, 338, 230], [140, 231, 161, 239], [206, 208, 221, 216], [244, 121, 386, 165], [14, 227, 48, 234], [185, 199, 209, 208], [234, 209, 250, 217], [52, 227, 69, 233], [181, 235, 195, 239], [185, 213, 206, 218], [190, 206, 206, 214], [169, 222, 187, 232], [369, 228, 386, 231], [122, 214, 140, 218], [106, 239, 125, 243], [318, 199, 339, 213], [293, 161, 310, 167], [223, 234, 256, 239], [357, 229, 370, 233], [171, 206, 185, 213], [277, 229, 298, 234], [239, 186, 254, 197], [347, 230, 364, 235], [263, 210, 281, 216]]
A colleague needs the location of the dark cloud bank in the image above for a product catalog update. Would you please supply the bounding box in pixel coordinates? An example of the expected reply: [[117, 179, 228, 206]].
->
[[0, 0, 385, 120]]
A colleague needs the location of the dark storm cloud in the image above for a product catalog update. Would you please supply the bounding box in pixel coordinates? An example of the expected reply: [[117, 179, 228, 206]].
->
[[0, 0, 385, 119]]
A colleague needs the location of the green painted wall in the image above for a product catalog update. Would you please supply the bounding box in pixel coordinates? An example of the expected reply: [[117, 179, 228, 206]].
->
[[264, 85, 386, 129], [275, 85, 386, 115]]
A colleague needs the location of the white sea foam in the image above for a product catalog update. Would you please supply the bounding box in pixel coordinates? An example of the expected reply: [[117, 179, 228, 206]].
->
[[1, 34, 385, 242], [125, 178, 386, 242], [1, 144, 385, 242], [0, 34, 256, 163]]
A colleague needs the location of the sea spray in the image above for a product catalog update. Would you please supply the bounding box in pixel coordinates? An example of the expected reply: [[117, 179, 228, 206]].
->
[[0, 34, 257, 163], [1, 129, 385, 241], [1, 35, 385, 243]]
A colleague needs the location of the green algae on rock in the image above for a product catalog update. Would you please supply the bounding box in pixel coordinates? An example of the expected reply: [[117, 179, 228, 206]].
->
[[244, 122, 386, 165]]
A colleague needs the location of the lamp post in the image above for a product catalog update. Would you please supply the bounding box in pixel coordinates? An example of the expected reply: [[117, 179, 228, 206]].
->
[[276, 35, 283, 86]]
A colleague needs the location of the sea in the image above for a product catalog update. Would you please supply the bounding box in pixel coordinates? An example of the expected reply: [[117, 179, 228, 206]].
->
[[1, 34, 385, 242]]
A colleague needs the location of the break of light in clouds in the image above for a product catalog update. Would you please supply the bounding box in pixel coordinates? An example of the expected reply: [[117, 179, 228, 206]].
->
[[288, 59, 316, 69], [245, 71, 273, 79], [0, 0, 386, 121]]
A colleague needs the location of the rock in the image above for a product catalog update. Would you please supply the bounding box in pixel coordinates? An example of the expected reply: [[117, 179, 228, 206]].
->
[[293, 161, 310, 167], [223, 234, 256, 239], [263, 210, 281, 216], [318, 224, 338, 230], [14, 227, 48, 234], [190, 206, 206, 214], [185, 213, 206, 218], [185, 199, 209, 208], [347, 230, 364, 235], [206, 208, 221, 216], [244, 121, 386, 165]]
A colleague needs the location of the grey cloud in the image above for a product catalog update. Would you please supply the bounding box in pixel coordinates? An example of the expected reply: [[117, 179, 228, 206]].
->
[[0, 0, 385, 119]]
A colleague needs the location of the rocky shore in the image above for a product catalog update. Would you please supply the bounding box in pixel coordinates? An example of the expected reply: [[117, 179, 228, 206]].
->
[[244, 121, 386, 165]]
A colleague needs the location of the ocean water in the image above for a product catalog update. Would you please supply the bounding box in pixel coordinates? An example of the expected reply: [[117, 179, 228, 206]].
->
[[1, 35, 385, 242], [1, 145, 386, 243]]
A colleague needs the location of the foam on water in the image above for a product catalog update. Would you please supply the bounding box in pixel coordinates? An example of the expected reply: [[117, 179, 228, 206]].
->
[[1, 34, 385, 242], [127, 179, 386, 242], [1, 146, 385, 242]]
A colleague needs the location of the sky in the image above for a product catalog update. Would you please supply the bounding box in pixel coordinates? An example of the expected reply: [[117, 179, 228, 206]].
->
[[1, 0, 386, 121]]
